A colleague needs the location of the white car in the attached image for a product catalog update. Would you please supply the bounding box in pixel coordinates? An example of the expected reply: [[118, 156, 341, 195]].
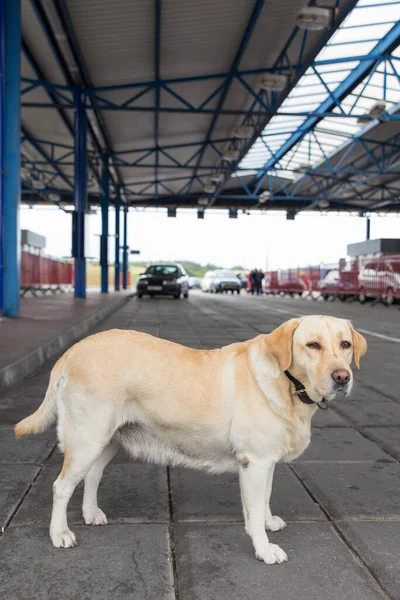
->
[[201, 270, 215, 292]]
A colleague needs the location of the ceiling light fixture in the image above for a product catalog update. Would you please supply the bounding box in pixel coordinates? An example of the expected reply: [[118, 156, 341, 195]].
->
[[222, 149, 240, 163], [210, 172, 224, 184], [259, 191, 271, 204], [296, 6, 330, 31], [260, 74, 288, 92], [234, 126, 255, 139]]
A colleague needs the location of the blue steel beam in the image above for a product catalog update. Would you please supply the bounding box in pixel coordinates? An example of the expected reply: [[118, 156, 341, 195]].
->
[[253, 21, 400, 194], [73, 85, 87, 299], [22, 126, 73, 188], [122, 207, 128, 290], [100, 154, 109, 294], [0, 0, 4, 311], [54, 0, 123, 194], [28, 0, 102, 190], [154, 0, 161, 201], [114, 193, 120, 291], [187, 0, 265, 195], [2, 0, 21, 317], [22, 38, 73, 137]]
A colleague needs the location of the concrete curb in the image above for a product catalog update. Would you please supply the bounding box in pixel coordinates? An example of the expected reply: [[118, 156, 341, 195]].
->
[[0, 293, 133, 393]]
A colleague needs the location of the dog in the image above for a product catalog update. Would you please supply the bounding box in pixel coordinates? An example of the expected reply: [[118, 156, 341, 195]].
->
[[15, 315, 366, 564]]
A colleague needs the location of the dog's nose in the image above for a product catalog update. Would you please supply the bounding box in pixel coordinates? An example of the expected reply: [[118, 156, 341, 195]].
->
[[331, 369, 350, 385]]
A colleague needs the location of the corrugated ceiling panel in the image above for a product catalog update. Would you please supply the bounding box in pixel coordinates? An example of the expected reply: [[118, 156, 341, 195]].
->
[[66, 0, 154, 86]]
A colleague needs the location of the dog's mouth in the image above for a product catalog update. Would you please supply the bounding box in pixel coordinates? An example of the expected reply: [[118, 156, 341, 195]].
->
[[330, 382, 352, 397]]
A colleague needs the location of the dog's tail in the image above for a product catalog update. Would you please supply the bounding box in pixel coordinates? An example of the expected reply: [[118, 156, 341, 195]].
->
[[14, 353, 67, 438]]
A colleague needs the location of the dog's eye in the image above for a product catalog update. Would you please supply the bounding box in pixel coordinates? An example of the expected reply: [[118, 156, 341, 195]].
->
[[307, 342, 321, 350], [341, 341, 352, 349]]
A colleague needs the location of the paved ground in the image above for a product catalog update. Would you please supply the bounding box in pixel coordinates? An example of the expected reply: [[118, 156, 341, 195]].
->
[[0, 291, 399, 600], [0, 290, 131, 367]]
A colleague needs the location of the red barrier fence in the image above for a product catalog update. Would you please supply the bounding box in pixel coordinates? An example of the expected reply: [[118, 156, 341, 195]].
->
[[21, 251, 73, 292], [263, 254, 400, 302]]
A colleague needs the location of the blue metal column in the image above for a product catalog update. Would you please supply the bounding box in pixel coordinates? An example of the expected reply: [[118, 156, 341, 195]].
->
[[100, 154, 109, 293], [0, 0, 5, 312], [122, 207, 128, 289], [2, 0, 21, 317], [114, 194, 120, 291], [73, 85, 87, 299]]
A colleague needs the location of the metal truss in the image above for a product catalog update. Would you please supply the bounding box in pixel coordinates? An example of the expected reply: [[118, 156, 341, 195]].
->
[[17, 0, 400, 214]]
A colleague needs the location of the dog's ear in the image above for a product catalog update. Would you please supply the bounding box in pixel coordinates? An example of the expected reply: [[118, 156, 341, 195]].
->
[[265, 318, 299, 371], [347, 321, 367, 369]]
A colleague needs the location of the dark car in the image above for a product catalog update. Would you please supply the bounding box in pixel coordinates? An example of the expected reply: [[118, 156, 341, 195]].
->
[[137, 263, 189, 299], [209, 269, 241, 294]]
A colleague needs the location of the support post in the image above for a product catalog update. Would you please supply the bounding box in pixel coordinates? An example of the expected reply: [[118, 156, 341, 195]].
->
[[122, 207, 128, 289], [2, 0, 21, 317], [73, 85, 87, 299], [366, 217, 371, 240], [100, 154, 109, 293], [114, 194, 120, 291]]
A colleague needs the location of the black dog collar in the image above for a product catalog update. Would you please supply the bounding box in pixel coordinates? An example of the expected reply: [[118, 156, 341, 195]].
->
[[284, 370, 330, 410]]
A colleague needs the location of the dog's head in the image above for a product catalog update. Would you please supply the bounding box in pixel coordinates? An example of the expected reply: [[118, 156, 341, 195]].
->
[[266, 315, 367, 400]]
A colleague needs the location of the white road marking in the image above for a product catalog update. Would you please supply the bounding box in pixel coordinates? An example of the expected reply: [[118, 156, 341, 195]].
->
[[358, 328, 400, 343]]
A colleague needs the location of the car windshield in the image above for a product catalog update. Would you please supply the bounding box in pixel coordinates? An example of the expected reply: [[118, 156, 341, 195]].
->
[[215, 270, 237, 278], [145, 265, 179, 276]]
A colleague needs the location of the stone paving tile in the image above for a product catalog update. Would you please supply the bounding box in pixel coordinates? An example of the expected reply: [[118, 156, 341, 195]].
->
[[337, 521, 400, 600], [296, 427, 391, 462], [334, 387, 400, 427], [1, 293, 400, 599], [292, 462, 400, 520], [12, 462, 169, 527], [0, 395, 43, 425], [362, 426, 400, 461], [174, 522, 387, 600], [0, 524, 174, 600], [312, 407, 349, 427], [0, 426, 56, 464], [0, 464, 39, 528], [171, 464, 324, 523]]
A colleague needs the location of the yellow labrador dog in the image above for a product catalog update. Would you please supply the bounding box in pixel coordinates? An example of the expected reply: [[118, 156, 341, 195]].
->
[[15, 315, 366, 564]]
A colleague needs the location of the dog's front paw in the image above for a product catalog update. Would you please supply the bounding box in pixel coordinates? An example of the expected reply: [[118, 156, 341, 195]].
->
[[265, 515, 287, 532], [83, 507, 108, 526], [50, 528, 77, 549], [255, 543, 288, 565]]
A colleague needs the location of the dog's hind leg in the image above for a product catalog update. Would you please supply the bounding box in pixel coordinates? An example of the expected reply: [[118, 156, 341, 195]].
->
[[82, 442, 118, 526], [50, 410, 114, 549]]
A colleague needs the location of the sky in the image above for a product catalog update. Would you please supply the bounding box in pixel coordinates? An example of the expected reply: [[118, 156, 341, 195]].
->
[[20, 206, 400, 271]]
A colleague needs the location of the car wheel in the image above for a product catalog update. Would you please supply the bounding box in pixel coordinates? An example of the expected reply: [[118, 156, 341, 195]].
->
[[137, 292, 143, 299], [358, 290, 366, 304], [174, 293, 181, 299], [149, 293, 154, 298], [184, 291, 189, 299], [338, 294, 346, 302], [385, 287, 395, 306]]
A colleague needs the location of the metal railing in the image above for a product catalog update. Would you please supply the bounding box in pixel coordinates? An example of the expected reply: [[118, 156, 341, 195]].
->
[[20, 250, 73, 296], [261, 255, 400, 302]]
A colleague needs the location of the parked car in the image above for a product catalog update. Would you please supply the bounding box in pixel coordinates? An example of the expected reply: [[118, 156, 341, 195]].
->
[[358, 259, 400, 304], [318, 269, 355, 300], [188, 276, 202, 289], [319, 269, 340, 299], [136, 263, 189, 299], [208, 269, 241, 294], [201, 270, 215, 292]]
